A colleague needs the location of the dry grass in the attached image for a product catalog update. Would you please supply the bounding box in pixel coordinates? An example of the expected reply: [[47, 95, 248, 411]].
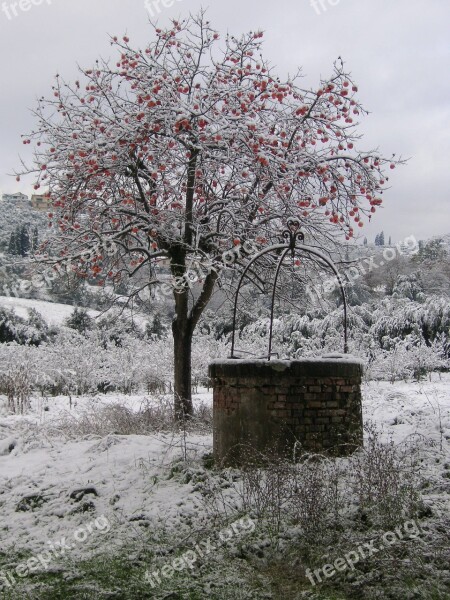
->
[[49, 396, 213, 438]]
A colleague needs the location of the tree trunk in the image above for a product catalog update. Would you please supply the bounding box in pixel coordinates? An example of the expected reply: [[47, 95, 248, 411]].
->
[[170, 262, 218, 421], [172, 319, 193, 420]]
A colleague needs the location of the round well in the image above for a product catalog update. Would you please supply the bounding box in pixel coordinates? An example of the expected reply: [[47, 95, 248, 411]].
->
[[209, 355, 364, 466]]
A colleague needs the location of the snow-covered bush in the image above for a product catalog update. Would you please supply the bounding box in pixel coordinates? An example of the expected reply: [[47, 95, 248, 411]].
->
[[191, 333, 229, 388], [199, 424, 421, 545], [392, 272, 425, 302], [229, 293, 450, 381], [368, 334, 448, 382], [96, 310, 143, 347], [349, 423, 421, 527], [0, 343, 38, 413], [0, 306, 51, 346], [37, 329, 103, 396]]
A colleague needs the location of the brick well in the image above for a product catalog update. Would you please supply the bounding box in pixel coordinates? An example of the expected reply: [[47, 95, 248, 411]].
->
[[209, 357, 364, 466]]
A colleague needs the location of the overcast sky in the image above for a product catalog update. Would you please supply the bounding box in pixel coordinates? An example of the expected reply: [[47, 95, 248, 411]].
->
[[0, 0, 448, 243]]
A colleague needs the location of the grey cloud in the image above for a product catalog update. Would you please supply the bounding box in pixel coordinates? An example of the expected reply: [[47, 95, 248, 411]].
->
[[0, 0, 448, 242]]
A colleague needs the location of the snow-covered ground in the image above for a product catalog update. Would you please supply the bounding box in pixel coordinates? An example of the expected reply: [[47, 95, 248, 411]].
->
[[362, 376, 450, 448], [0, 295, 150, 332], [0, 296, 99, 325], [362, 376, 450, 522], [0, 391, 213, 560], [0, 376, 449, 598], [1, 378, 449, 559]]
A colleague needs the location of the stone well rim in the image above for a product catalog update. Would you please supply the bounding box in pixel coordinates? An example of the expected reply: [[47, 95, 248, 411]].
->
[[209, 354, 364, 379]]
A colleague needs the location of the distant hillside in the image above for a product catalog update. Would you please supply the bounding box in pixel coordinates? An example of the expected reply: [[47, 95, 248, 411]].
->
[[0, 200, 49, 254], [0, 296, 99, 325]]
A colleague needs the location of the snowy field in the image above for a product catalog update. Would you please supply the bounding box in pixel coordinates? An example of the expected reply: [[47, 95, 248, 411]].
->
[[0, 377, 449, 598], [0, 391, 213, 557], [0, 296, 99, 326]]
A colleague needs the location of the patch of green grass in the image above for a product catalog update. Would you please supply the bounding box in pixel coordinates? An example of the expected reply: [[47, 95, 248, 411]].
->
[[2, 525, 449, 600], [0, 541, 266, 599]]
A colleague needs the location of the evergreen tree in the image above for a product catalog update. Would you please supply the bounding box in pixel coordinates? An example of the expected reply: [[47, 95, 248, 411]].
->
[[32, 227, 39, 252], [65, 307, 93, 335], [20, 225, 31, 256], [418, 238, 447, 262], [146, 313, 165, 339], [8, 230, 19, 255]]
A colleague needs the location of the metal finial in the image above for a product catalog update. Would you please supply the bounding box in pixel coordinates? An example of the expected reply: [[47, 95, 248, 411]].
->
[[282, 217, 304, 251]]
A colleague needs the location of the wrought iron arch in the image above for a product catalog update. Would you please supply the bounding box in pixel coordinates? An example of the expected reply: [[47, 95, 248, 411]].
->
[[230, 217, 349, 359]]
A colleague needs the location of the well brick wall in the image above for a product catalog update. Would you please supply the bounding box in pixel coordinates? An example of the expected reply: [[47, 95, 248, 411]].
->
[[209, 358, 364, 466]]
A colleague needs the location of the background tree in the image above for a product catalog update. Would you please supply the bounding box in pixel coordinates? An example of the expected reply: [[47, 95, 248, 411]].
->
[[417, 238, 447, 262], [32, 226, 39, 252], [20, 225, 31, 257], [0, 199, 47, 255], [375, 231, 385, 246], [413, 238, 450, 296], [17, 14, 401, 418], [8, 230, 20, 255], [8, 225, 30, 256], [64, 307, 94, 335], [146, 313, 165, 339]]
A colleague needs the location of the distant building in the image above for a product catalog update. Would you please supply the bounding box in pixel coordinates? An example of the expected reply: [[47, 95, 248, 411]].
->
[[2, 192, 30, 207], [31, 194, 52, 211]]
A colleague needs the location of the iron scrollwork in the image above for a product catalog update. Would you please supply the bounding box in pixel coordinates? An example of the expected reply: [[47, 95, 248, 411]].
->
[[230, 218, 349, 359]]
